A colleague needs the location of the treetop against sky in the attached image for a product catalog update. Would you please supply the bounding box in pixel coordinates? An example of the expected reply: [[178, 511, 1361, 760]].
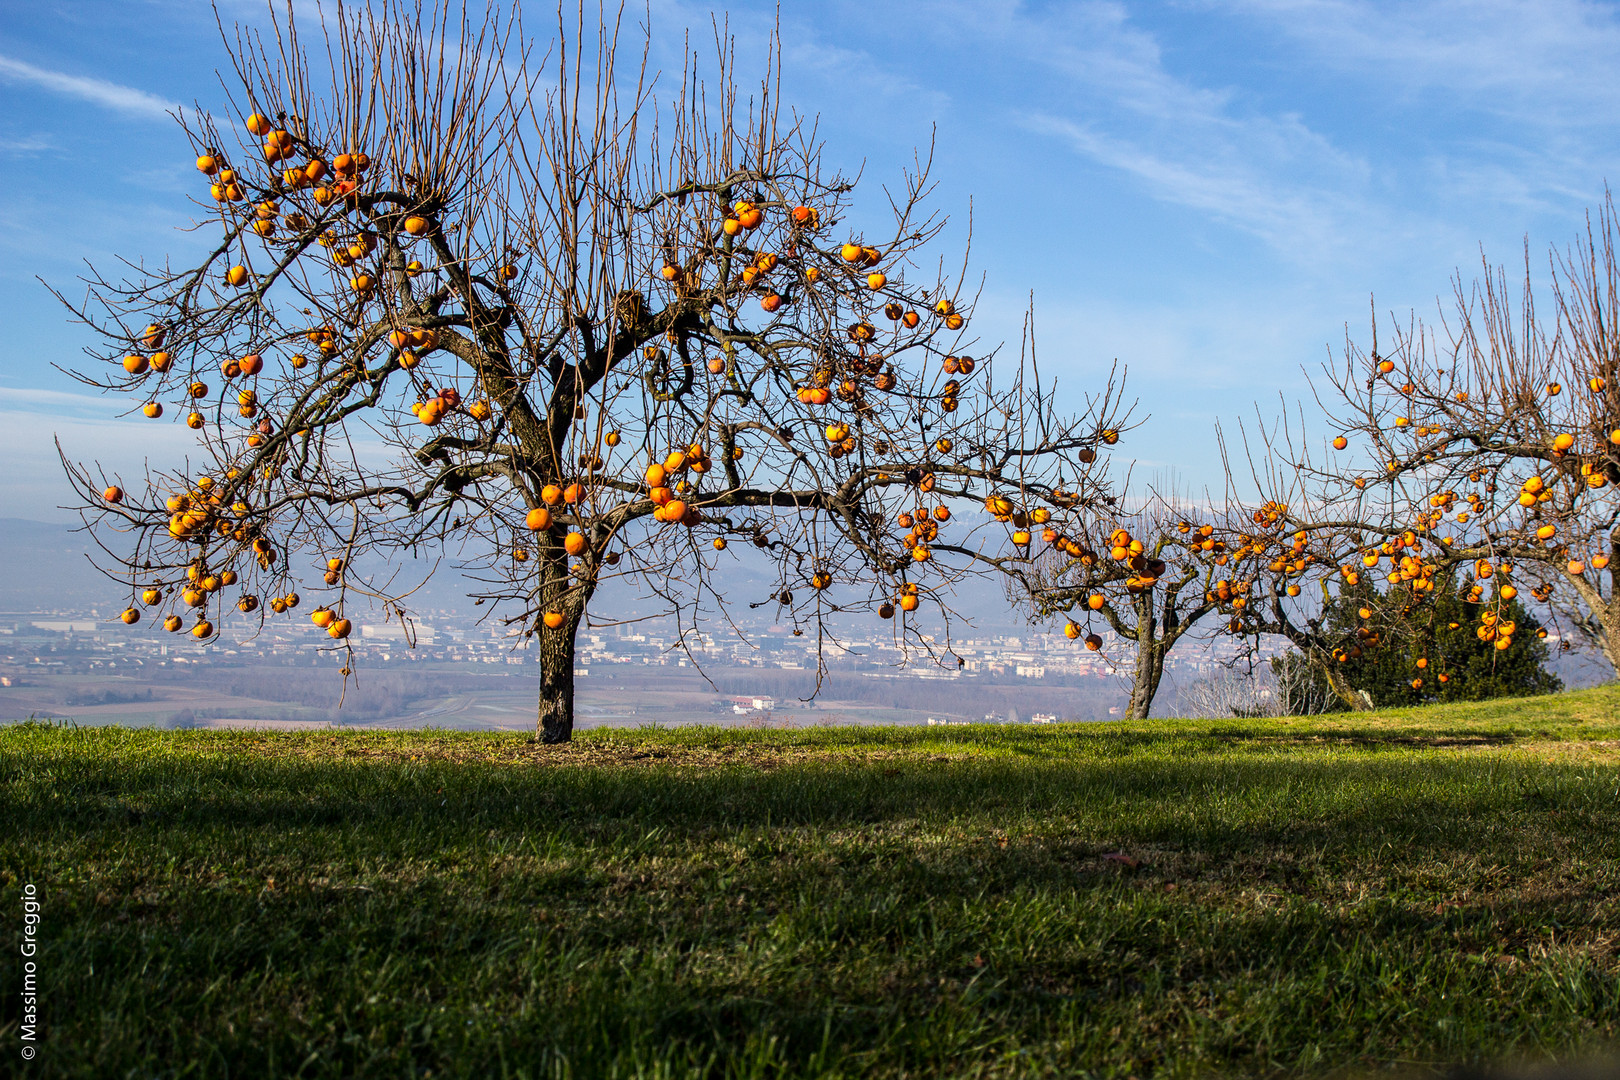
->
[[7, 0, 1620, 520]]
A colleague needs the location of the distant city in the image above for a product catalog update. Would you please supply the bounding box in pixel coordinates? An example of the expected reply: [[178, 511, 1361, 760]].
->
[[0, 592, 1299, 728], [2, 517, 1607, 729]]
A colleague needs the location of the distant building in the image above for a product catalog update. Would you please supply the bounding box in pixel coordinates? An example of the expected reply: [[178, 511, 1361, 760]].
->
[[359, 623, 435, 644]]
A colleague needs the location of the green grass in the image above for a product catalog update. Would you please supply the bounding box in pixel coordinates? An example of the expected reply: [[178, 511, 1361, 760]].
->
[[2, 688, 1619, 1078]]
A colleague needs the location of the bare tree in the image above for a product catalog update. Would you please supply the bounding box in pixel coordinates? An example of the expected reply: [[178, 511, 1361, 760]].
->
[[1181, 203, 1620, 706], [58, 3, 1129, 741], [1177, 654, 1339, 719], [1236, 196, 1620, 682], [1007, 489, 1233, 718]]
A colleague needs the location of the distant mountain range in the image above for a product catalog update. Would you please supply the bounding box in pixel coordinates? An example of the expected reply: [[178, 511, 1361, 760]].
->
[[0, 518, 1031, 637], [4, 517, 1607, 694], [0, 518, 109, 612], [0, 517, 491, 617]]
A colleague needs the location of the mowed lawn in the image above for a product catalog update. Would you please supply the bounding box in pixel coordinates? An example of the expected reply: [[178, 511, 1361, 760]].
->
[[2, 691, 1619, 1079]]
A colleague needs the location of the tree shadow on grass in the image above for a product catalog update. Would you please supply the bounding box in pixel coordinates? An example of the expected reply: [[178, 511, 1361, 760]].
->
[[8, 749, 1617, 862], [4, 750, 1618, 1079]]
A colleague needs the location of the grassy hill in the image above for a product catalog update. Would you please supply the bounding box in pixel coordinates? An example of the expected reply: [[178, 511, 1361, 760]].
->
[[2, 689, 1618, 1078]]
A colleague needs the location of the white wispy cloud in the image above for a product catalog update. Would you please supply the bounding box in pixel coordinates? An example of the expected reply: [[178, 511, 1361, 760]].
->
[[887, 0, 1379, 255], [1201, 0, 1620, 226], [0, 54, 180, 119], [1215, 0, 1620, 121], [0, 386, 130, 413], [0, 134, 58, 156], [778, 38, 950, 117], [865, 0, 1620, 266], [1020, 110, 1359, 254]]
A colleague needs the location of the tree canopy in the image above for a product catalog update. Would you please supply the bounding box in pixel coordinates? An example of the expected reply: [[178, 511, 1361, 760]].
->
[[60, 4, 1129, 740]]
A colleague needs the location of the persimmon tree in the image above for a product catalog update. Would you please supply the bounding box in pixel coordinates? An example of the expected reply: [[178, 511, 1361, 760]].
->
[[1204, 206, 1620, 706], [1016, 419, 1464, 713], [1196, 451, 1419, 709], [1248, 199, 1620, 683], [58, 4, 1128, 741], [1161, 406, 1530, 710], [1009, 493, 1236, 719]]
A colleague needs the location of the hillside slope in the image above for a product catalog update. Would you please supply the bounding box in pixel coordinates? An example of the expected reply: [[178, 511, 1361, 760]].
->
[[3, 688, 1617, 1077]]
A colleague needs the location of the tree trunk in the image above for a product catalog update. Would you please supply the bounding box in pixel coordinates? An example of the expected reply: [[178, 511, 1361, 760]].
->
[[1595, 600, 1620, 677], [537, 615, 579, 743], [1598, 528, 1620, 675], [1126, 592, 1163, 719], [535, 554, 592, 744], [1127, 643, 1165, 719], [1317, 655, 1373, 711], [1558, 532, 1620, 677]]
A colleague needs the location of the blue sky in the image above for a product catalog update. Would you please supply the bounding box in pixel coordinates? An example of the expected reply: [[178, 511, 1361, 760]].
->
[[5, 0, 1620, 520]]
